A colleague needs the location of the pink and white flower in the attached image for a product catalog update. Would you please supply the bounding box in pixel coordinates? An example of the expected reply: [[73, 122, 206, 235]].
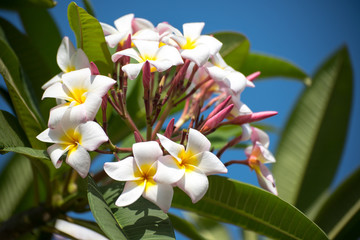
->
[[112, 40, 183, 80], [42, 37, 90, 90], [42, 68, 116, 128], [36, 114, 108, 178], [156, 128, 227, 203], [104, 141, 175, 212]]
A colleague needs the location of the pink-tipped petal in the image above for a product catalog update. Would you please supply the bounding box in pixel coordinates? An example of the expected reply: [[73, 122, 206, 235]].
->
[[255, 163, 278, 195], [251, 127, 271, 148], [104, 157, 142, 181]]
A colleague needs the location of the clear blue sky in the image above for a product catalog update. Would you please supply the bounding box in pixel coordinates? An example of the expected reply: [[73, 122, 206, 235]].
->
[[0, 0, 359, 239]]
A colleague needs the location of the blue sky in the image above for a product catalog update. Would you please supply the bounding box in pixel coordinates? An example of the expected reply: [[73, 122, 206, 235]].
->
[[0, 0, 359, 239]]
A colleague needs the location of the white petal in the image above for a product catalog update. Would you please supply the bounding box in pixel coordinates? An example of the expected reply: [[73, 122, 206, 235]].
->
[[196, 35, 222, 56], [143, 182, 173, 212], [226, 71, 247, 94], [42, 73, 62, 90], [81, 93, 103, 121], [186, 128, 211, 154], [66, 144, 91, 178], [72, 49, 90, 70], [251, 127, 270, 148], [132, 17, 155, 32], [77, 121, 108, 151], [171, 35, 187, 48], [183, 22, 204, 40], [194, 151, 227, 175], [154, 155, 184, 185], [112, 48, 142, 63], [157, 134, 184, 160], [55, 219, 108, 240], [105, 33, 127, 48], [255, 163, 278, 195], [177, 166, 208, 203], [122, 62, 144, 80], [62, 68, 92, 94], [57, 37, 76, 73], [133, 141, 163, 169], [133, 40, 159, 59], [114, 14, 134, 32], [155, 45, 183, 66], [47, 103, 71, 129], [47, 143, 70, 168], [206, 65, 228, 82], [240, 124, 251, 142], [104, 157, 142, 181], [148, 59, 172, 72], [256, 142, 276, 163], [37, 127, 64, 144], [42, 82, 69, 100], [115, 180, 145, 207], [181, 45, 210, 66], [88, 75, 116, 97], [100, 22, 118, 35], [211, 53, 228, 69], [132, 29, 160, 41]]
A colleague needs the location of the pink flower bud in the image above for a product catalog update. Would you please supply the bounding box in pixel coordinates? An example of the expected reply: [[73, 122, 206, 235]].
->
[[246, 71, 261, 82], [207, 96, 232, 120], [142, 61, 151, 90], [201, 104, 234, 132], [164, 118, 175, 138], [230, 111, 278, 125], [90, 62, 100, 75]]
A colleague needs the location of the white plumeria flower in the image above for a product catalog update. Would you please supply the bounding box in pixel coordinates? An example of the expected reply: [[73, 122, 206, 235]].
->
[[100, 13, 154, 48], [54, 219, 108, 240], [42, 37, 90, 90], [156, 128, 228, 203], [112, 39, 183, 80], [42, 68, 116, 128], [104, 141, 175, 212], [206, 53, 254, 93], [36, 114, 108, 178], [170, 22, 222, 66], [245, 127, 277, 195]]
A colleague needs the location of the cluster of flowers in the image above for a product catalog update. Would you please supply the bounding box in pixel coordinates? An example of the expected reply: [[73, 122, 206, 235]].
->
[[37, 13, 277, 212]]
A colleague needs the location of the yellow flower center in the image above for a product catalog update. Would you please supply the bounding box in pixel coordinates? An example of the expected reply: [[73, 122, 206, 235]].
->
[[182, 37, 197, 50], [68, 88, 87, 105], [177, 149, 198, 171], [65, 65, 76, 73]]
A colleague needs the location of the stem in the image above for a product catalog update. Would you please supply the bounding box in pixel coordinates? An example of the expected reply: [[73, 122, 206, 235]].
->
[[151, 102, 173, 140], [224, 160, 249, 167]]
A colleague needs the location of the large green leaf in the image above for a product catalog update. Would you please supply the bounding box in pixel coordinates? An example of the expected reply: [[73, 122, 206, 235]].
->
[[213, 32, 250, 70], [0, 0, 56, 9], [168, 213, 206, 240], [0, 154, 33, 222], [314, 168, 360, 240], [87, 177, 175, 240], [172, 175, 328, 240], [0, 110, 30, 149], [0, 27, 45, 149], [272, 46, 353, 211], [68, 2, 112, 75], [240, 53, 311, 85]]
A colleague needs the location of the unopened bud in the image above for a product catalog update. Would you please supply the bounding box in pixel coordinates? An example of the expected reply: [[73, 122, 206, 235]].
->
[[164, 118, 175, 138], [230, 111, 278, 125], [90, 62, 100, 75], [201, 104, 234, 132], [207, 96, 232, 120]]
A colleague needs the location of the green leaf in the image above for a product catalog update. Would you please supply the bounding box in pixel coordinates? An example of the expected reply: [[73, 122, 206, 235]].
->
[[0, 0, 56, 9], [87, 177, 175, 240], [172, 176, 328, 240], [272, 46, 353, 211], [240, 53, 311, 85], [82, 0, 96, 17], [0, 154, 33, 222], [0, 28, 45, 149], [0, 110, 30, 149], [68, 2, 112, 75], [213, 32, 250, 70], [19, 7, 62, 76], [168, 213, 206, 240], [314, 168, 360, 240]]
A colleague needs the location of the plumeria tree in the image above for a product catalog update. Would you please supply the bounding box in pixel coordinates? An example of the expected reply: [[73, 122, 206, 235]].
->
[[0, 1, 357, 240]]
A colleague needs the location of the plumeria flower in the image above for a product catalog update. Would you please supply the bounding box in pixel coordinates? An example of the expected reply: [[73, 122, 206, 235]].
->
[[245, 127, 277, 195], [206, 53, 254, 93], [112, 39, 183, 80], [156, 128, 228, 203], [100, 13, 154, 48], [54, 219, 108, 240], [36, 113, 108, 178], [104, 141, 175, 212], [42, 68, 116, 128], [42, 37, 90, 90], [170, 22, 222, 66]]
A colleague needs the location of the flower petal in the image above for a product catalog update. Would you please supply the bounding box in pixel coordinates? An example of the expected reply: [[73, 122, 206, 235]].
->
[[155, 45, 183, 66], [47, 143, 69, 168], [42, 73, 63, 90], [42, 82, 69, 101], [112, 48, 142, 63], [183, 22, 204, 40], [66, 144, 91, 178], [251, 127, 270, 148], [104, 157, 142, 181], [132, 17, 154, 32], [143, 181, 173, 212], [133, 40, 159, 59], [226, 71, 247, 94], [47, 103, 71, 129], [72, 49, 90, 70], [255, 163, 278, 195], [105, 33, 127, 48], [37, 127, 65, 144], [81, 93, 103, 121], [132, 141, 163, 169], [157, 134, 184, 161], [115, 180, 145, 207], [62, 68, 92, 94], [100, 22, 118, 35], [55, 219, 108, 240], [148, 59, 172, 72], [57, 37, 76, 73], [186, 128, 211, 154], [77, 121, 108, 151], [114, 14, 134, 32], [196, 35, 222, 56], [181, 45, 210, 66], [122, 62, 144, 80], [154, 155, 185, 185], [194, 151, 227, 175], [177, 166, 208, 203]]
